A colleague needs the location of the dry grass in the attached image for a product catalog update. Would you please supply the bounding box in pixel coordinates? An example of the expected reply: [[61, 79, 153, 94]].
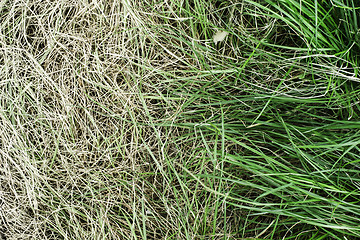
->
[[0, 0, 230, 239]]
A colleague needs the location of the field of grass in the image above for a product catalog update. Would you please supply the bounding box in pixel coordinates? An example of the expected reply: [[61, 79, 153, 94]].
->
[[0, 0, 359, 239]]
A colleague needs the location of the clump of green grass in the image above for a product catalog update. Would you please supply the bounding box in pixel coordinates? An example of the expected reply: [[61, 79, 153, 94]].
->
[[0, 0, 359, 239]]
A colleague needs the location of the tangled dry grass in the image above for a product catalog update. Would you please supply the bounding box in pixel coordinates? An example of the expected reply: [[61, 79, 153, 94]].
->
[[0, 0, 232, 239]]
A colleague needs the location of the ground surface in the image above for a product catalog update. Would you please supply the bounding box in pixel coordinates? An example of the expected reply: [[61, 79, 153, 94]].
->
[[0, 0, 360, 239]]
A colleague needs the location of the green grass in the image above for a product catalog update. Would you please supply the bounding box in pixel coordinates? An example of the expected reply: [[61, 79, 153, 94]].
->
[[0, 0, 359, 239]]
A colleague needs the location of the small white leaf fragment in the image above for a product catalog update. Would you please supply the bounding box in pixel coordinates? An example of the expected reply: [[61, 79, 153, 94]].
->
[[213, 31, 228, 44]]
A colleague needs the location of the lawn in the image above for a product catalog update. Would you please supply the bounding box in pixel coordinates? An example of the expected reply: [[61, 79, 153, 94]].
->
[[0, 0, 359, 239]]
